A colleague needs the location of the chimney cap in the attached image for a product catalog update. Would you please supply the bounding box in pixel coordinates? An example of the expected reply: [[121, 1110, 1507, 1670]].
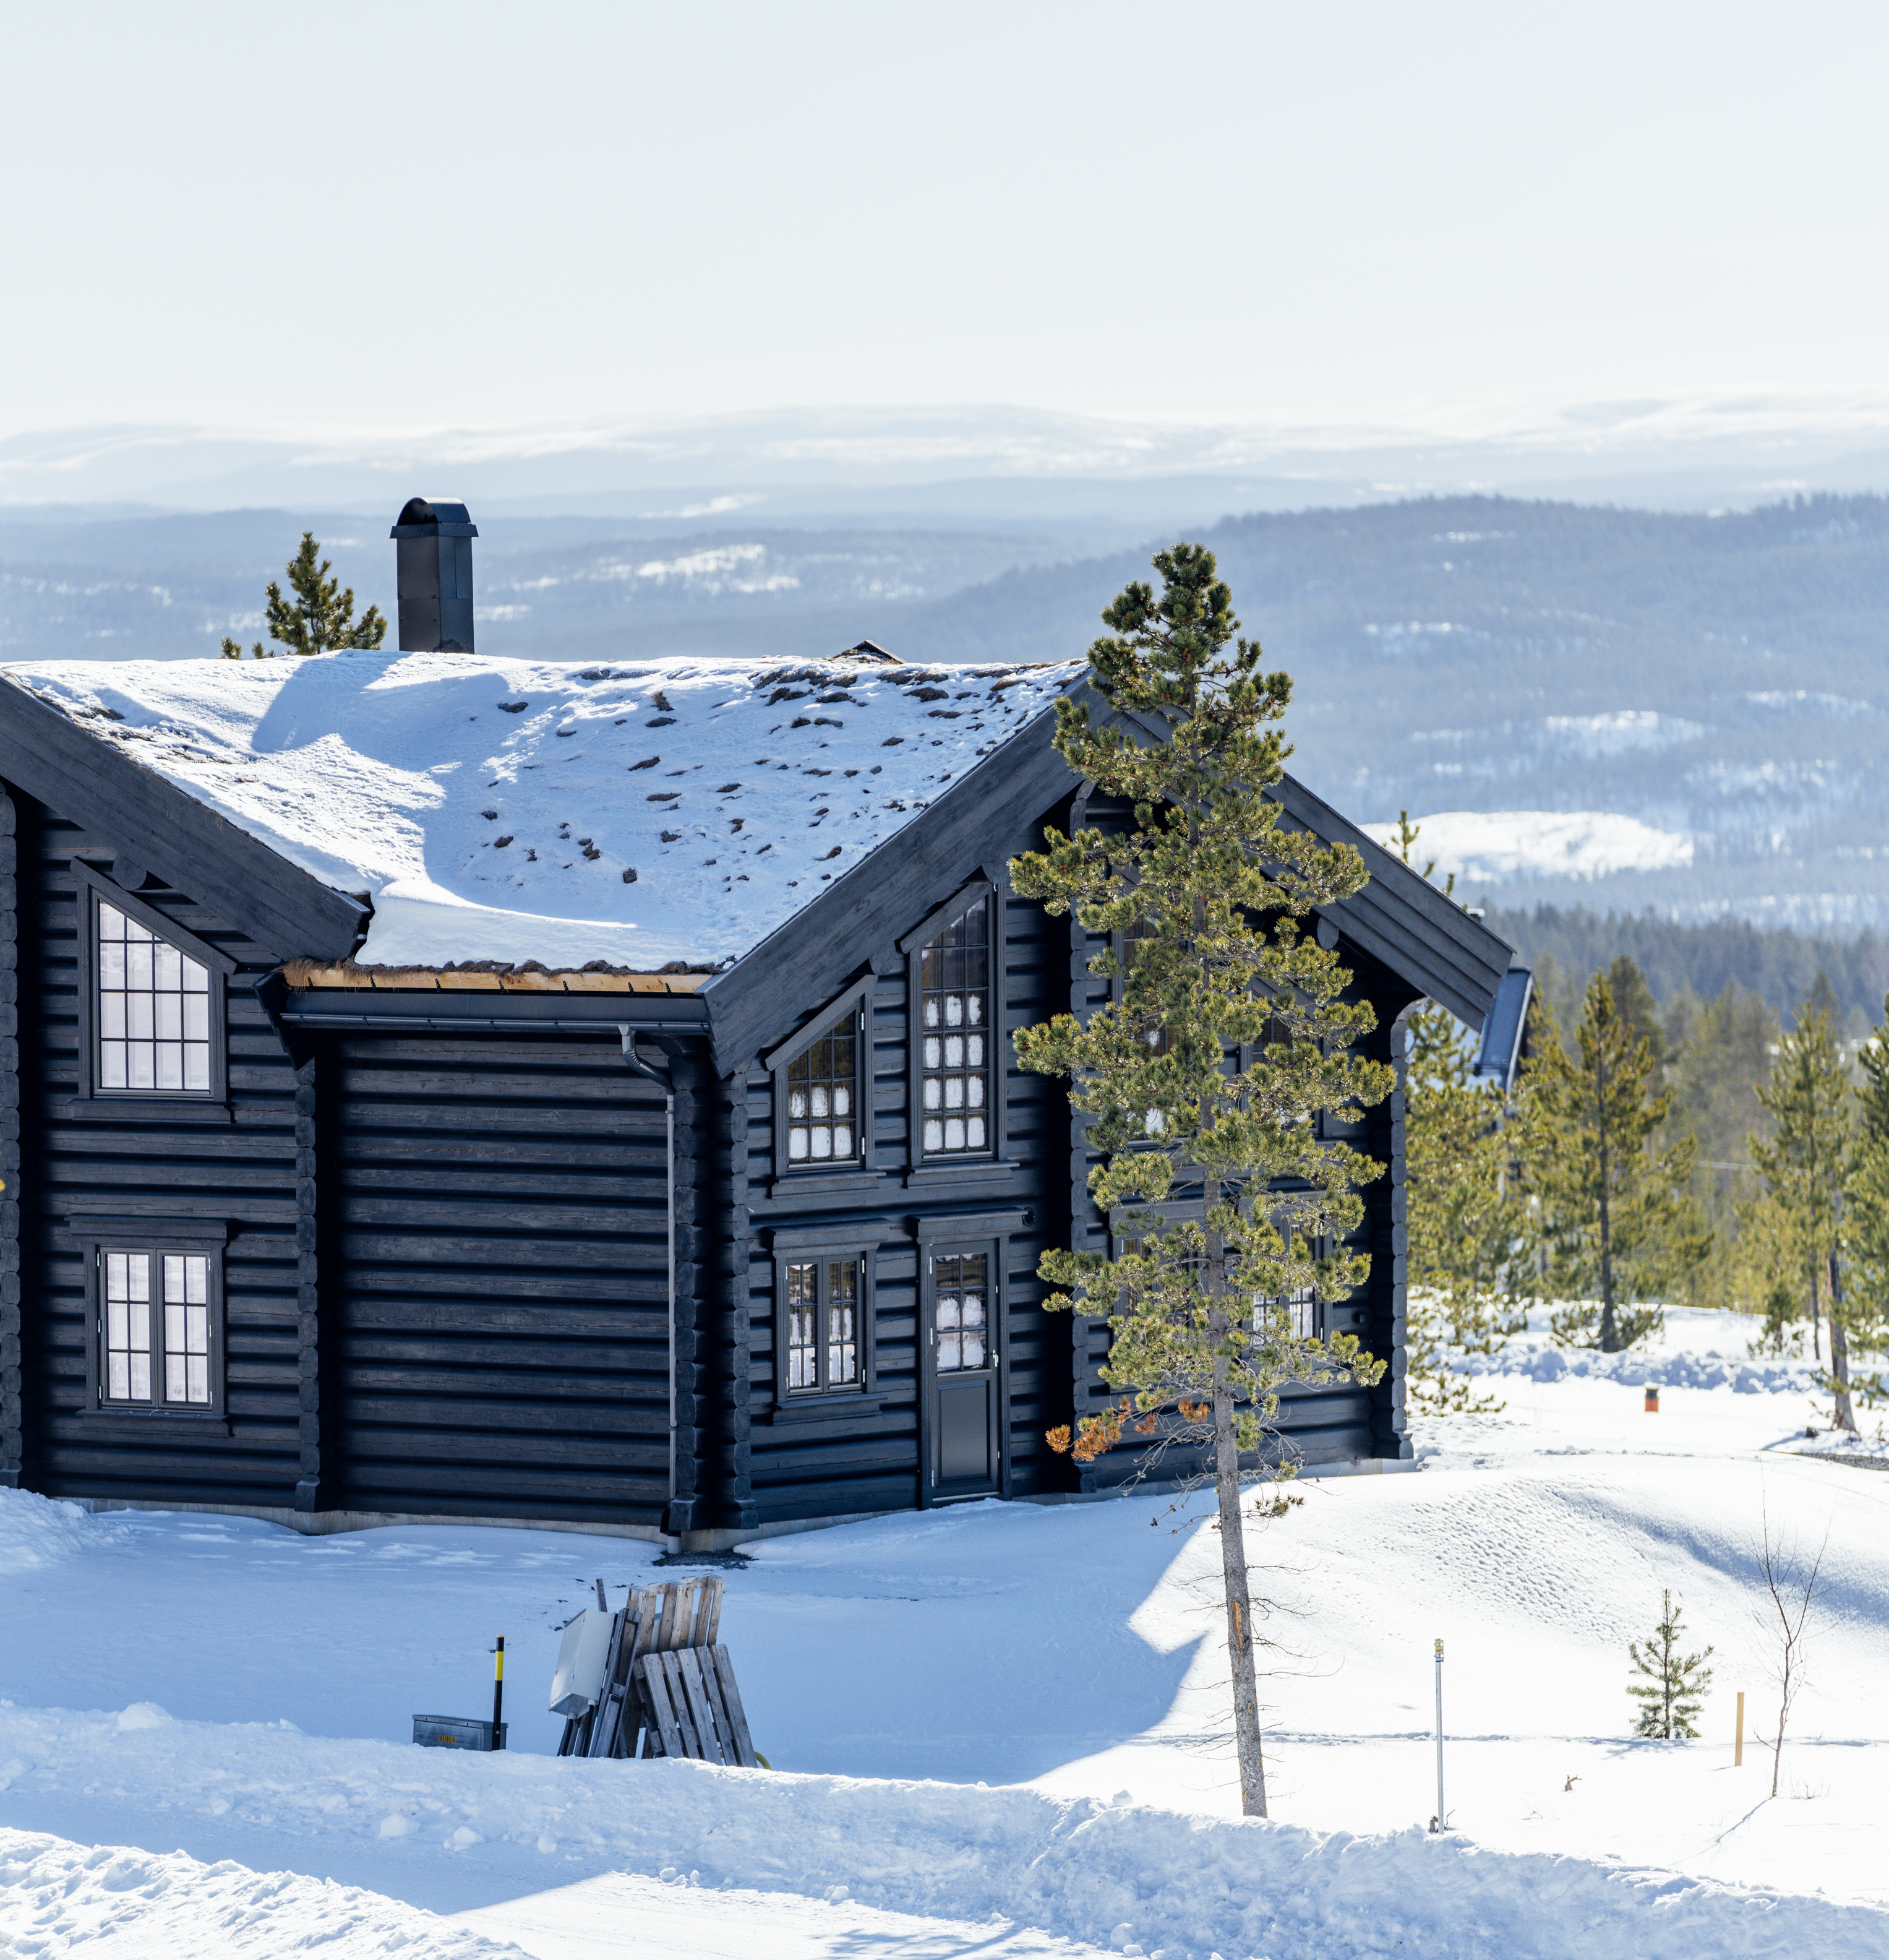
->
[[390, 496, 479, 540]]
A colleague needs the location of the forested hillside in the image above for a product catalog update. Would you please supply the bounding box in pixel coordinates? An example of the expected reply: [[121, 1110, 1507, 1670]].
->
[[9, 489, 1889, 921]]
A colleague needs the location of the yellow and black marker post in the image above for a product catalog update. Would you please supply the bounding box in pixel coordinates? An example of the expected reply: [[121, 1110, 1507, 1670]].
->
[[492, 1636, 505, 1748]]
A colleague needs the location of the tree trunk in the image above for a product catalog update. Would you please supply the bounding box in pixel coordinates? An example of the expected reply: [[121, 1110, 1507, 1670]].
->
[[1202, 1151, 1267, 1818], [1809, 1263, 1822, 1362], [1596, 1042, 1619, 1352], [1212, 1324, 1268, 1817], [1828, 1253, 1856, 1430]]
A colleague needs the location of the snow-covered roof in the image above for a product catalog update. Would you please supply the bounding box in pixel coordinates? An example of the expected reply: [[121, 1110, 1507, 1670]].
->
[[5, 650, 1084, 971]]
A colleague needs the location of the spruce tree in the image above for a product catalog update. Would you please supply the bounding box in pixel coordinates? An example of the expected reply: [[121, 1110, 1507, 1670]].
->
[[1627, 1589, 1713, 1739], [1750, 999, 1854, 1419], [1009, 543, 1392, 1818], [1535, 973, 1708, 1351], [220, 532, 387, 660]]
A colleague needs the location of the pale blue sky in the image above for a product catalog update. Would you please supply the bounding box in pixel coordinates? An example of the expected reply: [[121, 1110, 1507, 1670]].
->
[[4, 0, 1885, 437]]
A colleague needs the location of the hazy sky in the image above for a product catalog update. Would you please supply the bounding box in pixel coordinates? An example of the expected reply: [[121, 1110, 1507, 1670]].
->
[[4, 0, 1885, 437]]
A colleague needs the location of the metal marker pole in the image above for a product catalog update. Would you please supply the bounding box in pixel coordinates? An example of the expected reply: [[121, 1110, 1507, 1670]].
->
[[492, 1636, 505, 1749], [1431, 1638, 1446, 1832]]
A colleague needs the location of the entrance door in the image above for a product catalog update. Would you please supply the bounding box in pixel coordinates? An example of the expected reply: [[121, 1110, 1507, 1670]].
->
[[926, 1248, 1001, 1500]]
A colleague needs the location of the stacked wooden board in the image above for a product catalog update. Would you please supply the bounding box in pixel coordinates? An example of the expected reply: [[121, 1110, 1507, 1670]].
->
[[557, 1575, 760, 1768]]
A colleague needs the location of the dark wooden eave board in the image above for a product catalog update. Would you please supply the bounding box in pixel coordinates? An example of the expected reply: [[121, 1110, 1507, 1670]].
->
[[278, 990, 710, 1034], [1270, 774, 1514, 1028], [0, 677, 367, 961]]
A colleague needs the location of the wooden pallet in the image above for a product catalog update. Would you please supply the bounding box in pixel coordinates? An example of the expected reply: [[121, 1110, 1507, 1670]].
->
[[636, 1643, 758, 1766], [557, 1575, 758, 1766]]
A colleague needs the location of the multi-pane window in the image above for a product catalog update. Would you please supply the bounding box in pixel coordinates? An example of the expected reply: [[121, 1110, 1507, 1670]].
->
[[785, 1010, 860, 1165], [784, 1258, 862, 1394], [100, 1249, 213, 1409], [1122, 916, 1171, 1135], [920, 898, 990, 1155], [97, 900, 212, 1093], [933, 1252, 989, 1372]]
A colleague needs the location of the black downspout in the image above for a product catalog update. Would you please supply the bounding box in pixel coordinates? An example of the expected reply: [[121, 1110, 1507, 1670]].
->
[[619, 1028, 677, 1544]]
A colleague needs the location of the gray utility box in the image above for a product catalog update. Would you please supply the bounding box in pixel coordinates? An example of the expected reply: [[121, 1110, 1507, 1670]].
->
[[413, 1714, 507, 1752]]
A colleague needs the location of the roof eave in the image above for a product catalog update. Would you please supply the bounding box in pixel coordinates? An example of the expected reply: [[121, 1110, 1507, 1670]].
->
[[0, 676, 368, 963]]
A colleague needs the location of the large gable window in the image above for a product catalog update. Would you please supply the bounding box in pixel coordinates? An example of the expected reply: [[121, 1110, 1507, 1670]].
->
[[71, 860, 235, 1107], [919, 896, 990, 1155], [98, 902, 213, 1093]]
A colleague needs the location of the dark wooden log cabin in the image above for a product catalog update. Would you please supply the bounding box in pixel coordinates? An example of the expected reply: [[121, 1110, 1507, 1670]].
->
[[0, 507, 1510, 1550]]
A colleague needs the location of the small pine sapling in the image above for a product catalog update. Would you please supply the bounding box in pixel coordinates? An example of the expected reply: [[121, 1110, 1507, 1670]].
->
[[1627, 1588, 1713, 1739], [221, 531, 387, 660]]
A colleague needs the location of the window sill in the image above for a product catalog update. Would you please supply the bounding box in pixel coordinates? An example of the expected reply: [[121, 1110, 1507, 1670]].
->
[[763, 1169, 889, 1205], [763, 1391, 883, 1426], [56, 1098, 234, 1126], [78, 1410, 232, 1438], [904, 1159, 1019, 1189]]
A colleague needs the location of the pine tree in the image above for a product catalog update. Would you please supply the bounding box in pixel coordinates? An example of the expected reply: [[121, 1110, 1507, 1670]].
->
[[1535, 972, 1708, 1351], [1008, 543, 1393, 1818], [1627, 1589, 1713, 1739], [1604, 956, 1666, 1080], [220, 532, 387, 660], [1664, 982, 1775, 1312], [1829, 998, 1889, 1416], [1750, 998, 1854, 1421], [1393, 816, 1537, 1413]]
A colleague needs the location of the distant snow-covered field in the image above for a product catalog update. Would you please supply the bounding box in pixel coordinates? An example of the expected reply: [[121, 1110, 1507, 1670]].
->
[[1, 1306, 1885, 1958]]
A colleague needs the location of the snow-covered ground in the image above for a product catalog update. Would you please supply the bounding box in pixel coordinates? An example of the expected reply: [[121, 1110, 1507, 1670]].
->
[[2, 1306, 1885, 1957]]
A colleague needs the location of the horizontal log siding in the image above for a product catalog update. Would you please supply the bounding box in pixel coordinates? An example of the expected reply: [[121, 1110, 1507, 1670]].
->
[[329, 1032, 674, 1527], [1, 787, 24, 1489], [742, 887, 1063, 1525], [23, 796, 302, 1506]]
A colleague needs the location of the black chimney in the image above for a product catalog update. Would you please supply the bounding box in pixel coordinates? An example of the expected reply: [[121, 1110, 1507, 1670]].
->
[[390, 497, 478, 652]]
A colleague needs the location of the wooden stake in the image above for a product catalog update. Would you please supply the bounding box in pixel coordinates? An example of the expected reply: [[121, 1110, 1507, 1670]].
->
[[1735, 1690, 1744, 1767]]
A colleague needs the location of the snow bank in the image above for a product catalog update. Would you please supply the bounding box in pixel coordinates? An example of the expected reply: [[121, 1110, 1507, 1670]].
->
[[0, 1707, 1883, 1959], [0, 1828, 521, 1958], [3, 651, 1082, 971], [0, 1489, 125, 1579], [1360, 809, 1692, 882], [1463, 1340, 1823, 1396]]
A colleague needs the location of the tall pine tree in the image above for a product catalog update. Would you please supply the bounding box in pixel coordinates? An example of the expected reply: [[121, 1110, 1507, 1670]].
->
[[1009, 544, 1392, 1818], [1536, 973, 1707, 1351], [1750, 999, 1854, 1422], [1392, 817, 1536, 1412], [1837, 994, 1889, 1412], [221, 532, 387, 660]]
